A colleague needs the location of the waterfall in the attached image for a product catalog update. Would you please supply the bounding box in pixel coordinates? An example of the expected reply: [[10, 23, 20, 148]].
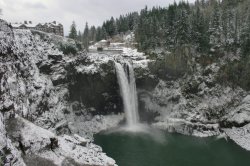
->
[[115, 61, 139, 127]]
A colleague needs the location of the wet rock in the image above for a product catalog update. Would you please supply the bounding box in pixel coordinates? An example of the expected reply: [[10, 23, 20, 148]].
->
[[50, 137, 59, 150], [51, 74, 67, 86], [152, 118, 220, 137], [48, 54, 63, 62], [37, 61, 53, 74], [135, 67, 159, 91], [221, 95, 250, 128], [68, 71, 122, 114]]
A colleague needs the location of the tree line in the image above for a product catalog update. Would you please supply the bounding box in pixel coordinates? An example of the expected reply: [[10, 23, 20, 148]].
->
[[68, 12, 139, 50], [134, 0, 250, 55], [68, 0, 250, 55]]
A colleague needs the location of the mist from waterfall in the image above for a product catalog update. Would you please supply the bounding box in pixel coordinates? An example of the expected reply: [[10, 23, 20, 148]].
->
[[114, 61, 139, 128], [109, 61, 165, 142]]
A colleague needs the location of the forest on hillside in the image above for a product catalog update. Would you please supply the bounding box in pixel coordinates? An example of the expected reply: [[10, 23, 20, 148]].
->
[[70, 0, 250, 55]]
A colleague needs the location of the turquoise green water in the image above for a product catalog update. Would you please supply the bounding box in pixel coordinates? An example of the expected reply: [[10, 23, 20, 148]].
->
[[94, 130, 250, 166]]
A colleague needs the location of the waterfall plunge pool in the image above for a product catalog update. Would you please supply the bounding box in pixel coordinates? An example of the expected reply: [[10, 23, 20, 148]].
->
[[107, 61, 250, 165], [94, 128, 250, 166]]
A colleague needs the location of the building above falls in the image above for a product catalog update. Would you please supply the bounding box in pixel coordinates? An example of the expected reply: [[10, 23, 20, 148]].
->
[[11, 21, 64, 36]]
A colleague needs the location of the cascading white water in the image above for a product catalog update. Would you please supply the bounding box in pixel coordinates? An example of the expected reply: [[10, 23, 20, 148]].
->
[[115, 61, 139, 127]]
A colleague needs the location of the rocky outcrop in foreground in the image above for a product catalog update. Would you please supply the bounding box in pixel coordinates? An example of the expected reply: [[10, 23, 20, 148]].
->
[[223, 95, 250, 151], [0, 19, 118, 166], [6, 116, 116, 166]]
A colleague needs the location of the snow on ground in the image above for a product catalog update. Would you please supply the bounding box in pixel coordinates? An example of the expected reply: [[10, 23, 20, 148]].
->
[[75, 52, 114, 74], [133, 59, 151, 69], [222, 95, 250, 151], [87, 31, 150, 72], [223, 95, 250, 125], [76, 64, 99, 74], [11, 116, 117, 166], [123, 32, 135, 43], [66, 113, 125, 140], [224, 124, 250, 151], [152, 118, 220, 137], [78, 46, 151, 75], [122, 47, 144, 58]]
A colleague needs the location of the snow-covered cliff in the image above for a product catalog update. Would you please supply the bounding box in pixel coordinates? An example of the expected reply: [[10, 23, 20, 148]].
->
[[0, 19, 118, 166]]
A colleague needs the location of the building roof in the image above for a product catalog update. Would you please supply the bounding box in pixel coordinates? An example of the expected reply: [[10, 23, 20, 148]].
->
[[11, 21, 62, 28], [11, 23, 24, 28]]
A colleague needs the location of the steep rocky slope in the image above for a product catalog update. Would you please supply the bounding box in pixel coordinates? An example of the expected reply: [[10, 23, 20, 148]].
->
[[0, 19, 118, 166], [138, 47, 250, 149]]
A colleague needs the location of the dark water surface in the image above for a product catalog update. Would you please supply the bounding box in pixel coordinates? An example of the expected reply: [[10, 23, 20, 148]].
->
[[94, 130, 250, 166]]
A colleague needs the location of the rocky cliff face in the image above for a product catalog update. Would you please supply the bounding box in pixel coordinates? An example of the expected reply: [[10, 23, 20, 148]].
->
[[67, 58, 122, 115], [138, 46, 250, 150], [0, 19, 119, 166]]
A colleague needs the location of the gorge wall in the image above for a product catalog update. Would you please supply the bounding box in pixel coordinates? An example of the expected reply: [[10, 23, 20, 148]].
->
[[0, 19, 119, 166], [1, 16, 250, 166]]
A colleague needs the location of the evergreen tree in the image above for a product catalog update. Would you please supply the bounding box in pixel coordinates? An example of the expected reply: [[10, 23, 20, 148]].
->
[[135, 6, 148, 50], [221, 7, 236, 49], [117, 15, 129, 33], [95, 27, 102, 41], [116, 16, 122, 33], [192, 6, 209, 51], [77, 30, 82, 42], [208, 2, 222, 48], [101, 27, 107, 40], [89, 26, 96, 42], [127, 12, 139, 31], [165, 3, 178, 49], [107, 17, 117, 36], [176, 9, 190, 45], [83, 22, 89, 50], [69, 21, 77, 40], [240, 13, 250, 56]]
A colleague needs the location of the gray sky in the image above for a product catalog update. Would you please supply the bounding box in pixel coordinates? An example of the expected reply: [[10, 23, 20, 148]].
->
[[0, 0, 195, 35]]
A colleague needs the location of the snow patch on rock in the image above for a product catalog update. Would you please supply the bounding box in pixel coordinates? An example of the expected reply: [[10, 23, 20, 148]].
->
[[224, 124, 250, 151], [9, 116, 117, 166]]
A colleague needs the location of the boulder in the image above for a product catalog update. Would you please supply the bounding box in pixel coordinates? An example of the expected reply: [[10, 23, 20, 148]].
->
[[221, 95, 250, 128], [224, 124, 250, 151], [73, 134, 88, 146], [5, 116, 117, 166]]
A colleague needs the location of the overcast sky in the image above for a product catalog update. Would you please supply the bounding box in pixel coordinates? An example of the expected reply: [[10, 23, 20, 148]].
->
[[0, 0, 195, 35]]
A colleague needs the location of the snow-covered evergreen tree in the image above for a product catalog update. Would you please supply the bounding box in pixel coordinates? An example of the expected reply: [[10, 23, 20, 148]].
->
[[221, 7, 236, 49], [192, 6, 209, 51], [240, 12, 250, 56], [177, 9, 190, 45], [208, 2, 222, 49], [69, 21, 77, 40]]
